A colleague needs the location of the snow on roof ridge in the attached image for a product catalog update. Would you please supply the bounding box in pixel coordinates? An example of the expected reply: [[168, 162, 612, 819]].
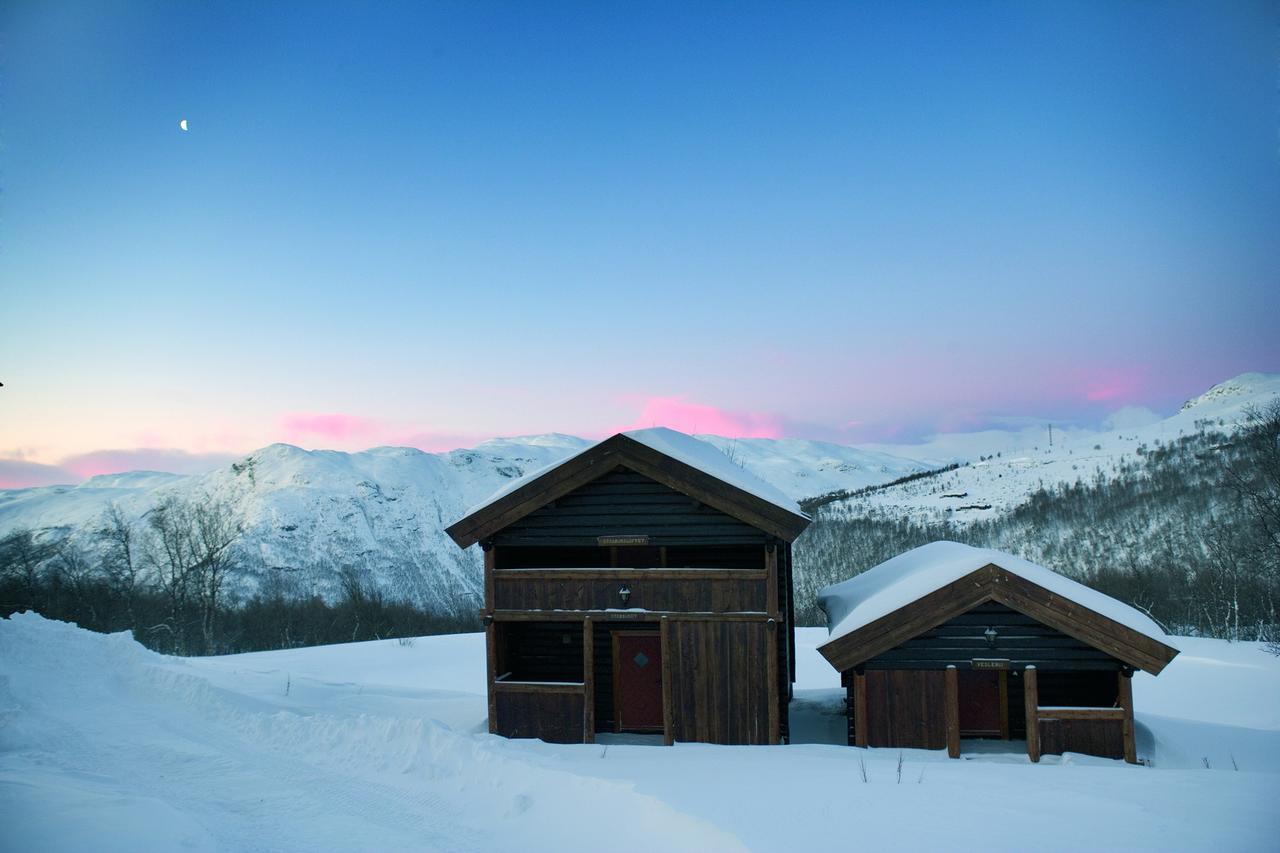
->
[[462, 427, 804, 520], [818, 541, 1172, 647]]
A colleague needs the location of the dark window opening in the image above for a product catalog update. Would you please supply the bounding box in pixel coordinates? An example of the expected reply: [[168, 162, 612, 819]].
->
[[495, 621, 583, 682]]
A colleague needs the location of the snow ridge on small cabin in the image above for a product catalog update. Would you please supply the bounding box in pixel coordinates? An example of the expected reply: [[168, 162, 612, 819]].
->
[[818, 541, 1173, 646], [465, 427, 804, 518]]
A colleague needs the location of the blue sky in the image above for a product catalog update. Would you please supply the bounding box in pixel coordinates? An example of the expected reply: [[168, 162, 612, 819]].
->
[[2, 1, 1277, 484]]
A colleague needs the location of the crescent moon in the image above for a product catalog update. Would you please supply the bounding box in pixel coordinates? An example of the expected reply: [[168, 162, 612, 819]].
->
[[179, 119, 189, 132]]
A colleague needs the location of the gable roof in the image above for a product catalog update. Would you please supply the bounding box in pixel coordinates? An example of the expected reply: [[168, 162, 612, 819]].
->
[[817, 541, 1179, 675], [446, 428, 811, 548]]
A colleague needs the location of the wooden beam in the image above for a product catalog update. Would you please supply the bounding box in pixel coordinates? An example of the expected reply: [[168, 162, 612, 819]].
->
[[1024, 666, 1040, 763], [853, 670, 869, 747], [661, 617, 674, 746], [491, 680, 585, 694], [485, 621, 498, 734], [818, 563, 1180, 676], [493, 567, 768, 580], [583, 617, 594, 744], [767, 620, 780, 744], [991, 568, 1178, 674], [818, 567, 995, 672], [483, 545, 496, 612], [766, 545, 779, 618], [1036, 707, 1126, 720], [1119, 670, 1137, 764], [445, 434, 812, 549], [489, 609, 773, 622], [999, 670, 1010, 739], [945, 665, 960, 759]]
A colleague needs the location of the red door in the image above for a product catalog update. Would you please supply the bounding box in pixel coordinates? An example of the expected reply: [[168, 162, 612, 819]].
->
[[958, 670, 1004, 737], [614, 632, 663, 731]]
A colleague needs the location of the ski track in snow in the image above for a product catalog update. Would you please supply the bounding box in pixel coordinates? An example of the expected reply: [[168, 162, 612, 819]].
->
[[3, 616, 1280, 851]]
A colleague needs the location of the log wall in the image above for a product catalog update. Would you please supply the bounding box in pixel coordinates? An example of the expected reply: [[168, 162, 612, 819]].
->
[[665, 619, 773, 745]]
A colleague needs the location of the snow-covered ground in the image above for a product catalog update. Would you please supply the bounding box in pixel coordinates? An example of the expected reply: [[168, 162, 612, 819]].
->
[[3, 615, 1278, 851]]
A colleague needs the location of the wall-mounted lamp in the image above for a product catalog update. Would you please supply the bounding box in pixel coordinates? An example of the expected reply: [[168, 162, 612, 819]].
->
[[983, 626, 998, 647], [618, 585, 631, 606]]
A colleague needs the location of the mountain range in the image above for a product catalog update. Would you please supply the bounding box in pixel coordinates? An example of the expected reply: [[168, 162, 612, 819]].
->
[[1, 372, 1276, 613]]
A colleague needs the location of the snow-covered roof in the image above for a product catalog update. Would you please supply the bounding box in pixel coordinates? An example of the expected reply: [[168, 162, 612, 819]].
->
[[819, 541, 1173, 647], [464, 427, 804, 519]]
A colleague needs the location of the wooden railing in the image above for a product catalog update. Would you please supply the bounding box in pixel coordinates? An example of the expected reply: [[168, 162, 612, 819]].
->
[[1024, 666, 1136, 763]]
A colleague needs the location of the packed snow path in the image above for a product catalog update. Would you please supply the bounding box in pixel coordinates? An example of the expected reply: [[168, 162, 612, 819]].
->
[[2, 615, 1278, 852]]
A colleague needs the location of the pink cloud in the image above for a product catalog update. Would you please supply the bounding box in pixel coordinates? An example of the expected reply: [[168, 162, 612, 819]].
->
[[61, 449, 240, 480], [614, 396, 785, 438], [393, 431, 494, 453], [0, 458, 79, 489], [279, 413, 381, 442]]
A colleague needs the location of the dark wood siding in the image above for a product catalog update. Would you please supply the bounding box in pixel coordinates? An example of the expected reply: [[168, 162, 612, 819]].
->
[[865, 602, 1123, 671], [1039, 717, 1124, 759], [494, 690, 585, 743], [494, 575, 767, 612], [666, 619, 771, 744], [494, 467, 769, 547], [854, 670, 947, 749]]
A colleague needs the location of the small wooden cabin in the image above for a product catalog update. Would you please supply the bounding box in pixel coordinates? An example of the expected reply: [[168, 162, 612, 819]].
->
[[446, 428, 811, 745], [817, 542, 1179, 763]]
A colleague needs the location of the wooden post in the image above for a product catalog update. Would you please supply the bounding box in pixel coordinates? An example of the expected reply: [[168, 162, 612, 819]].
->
[[945, 665, 960, 759], [765, 545, 779, 618], [766, 619, 780, 745], [661, 616, 675, 746], [1119, 670, 1137, 764], [582, 617, 594, 744], [1024, 666, 1040, 763], [853, 669, 869, 747], [483, 545, 496, 611], [485, 620, 498, 734]]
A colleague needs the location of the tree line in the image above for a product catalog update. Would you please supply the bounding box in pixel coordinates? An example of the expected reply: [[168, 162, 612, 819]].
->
[[0, 494, 478, 656], [794, 402, 1280, 644]]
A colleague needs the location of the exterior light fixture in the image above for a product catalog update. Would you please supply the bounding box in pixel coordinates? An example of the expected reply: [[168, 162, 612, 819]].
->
[[984, 626, 998, 647], [618, 585, 632, 605]]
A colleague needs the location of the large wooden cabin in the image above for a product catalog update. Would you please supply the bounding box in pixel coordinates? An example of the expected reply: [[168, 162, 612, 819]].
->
[[446, 429, 811, 745], [817, 542, 1179, 763]]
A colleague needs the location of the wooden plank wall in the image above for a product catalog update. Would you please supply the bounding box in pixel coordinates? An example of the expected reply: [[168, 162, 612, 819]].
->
[[854, 670, 948, 749], [494, 690, 585, 743], [494, 575, 767, 612], [666, 619, 772, 744], [866, 602, 1122, 671], [494, 468, 770, 547], [1038, 716, 1125, 759]]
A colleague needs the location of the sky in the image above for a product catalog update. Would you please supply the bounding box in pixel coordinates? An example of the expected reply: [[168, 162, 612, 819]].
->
[[2, 1, 1278, 486]]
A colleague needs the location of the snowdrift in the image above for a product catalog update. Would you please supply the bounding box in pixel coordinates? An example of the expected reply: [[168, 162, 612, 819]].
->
[[2, 614, 1277, 852]]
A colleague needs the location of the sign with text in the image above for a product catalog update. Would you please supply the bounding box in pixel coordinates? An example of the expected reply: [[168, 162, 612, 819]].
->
[[597, 535, 650, 546], [971, 658, 1011, 670]]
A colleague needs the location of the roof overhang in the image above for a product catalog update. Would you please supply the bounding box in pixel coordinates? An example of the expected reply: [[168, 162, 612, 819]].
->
[[446, 433, 811, 549], [817, 562, 1180, 676]]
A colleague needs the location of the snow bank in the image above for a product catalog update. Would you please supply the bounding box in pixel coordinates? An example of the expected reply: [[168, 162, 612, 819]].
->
[[0, 613, 744, 852], [465, 428, 805, 519], [3, 614, 1277, 852], [818, 541, 1172, 646]]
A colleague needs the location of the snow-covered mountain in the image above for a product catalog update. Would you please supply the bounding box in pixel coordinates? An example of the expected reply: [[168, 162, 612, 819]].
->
[[3, 372, 1275, 611], [826, 372, 1280, 524], [0, 432, 925, 611]]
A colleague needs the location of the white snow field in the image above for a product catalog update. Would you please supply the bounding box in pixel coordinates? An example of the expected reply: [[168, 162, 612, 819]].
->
[[2, 615, 1278, 852]]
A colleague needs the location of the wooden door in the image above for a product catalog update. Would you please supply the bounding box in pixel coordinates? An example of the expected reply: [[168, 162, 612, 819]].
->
[[613, 632, 664, 731], [958, 670, 1005, 737]]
